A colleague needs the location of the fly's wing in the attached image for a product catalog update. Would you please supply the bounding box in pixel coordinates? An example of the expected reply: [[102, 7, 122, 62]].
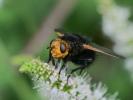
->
[[83, 43, 125, 59]]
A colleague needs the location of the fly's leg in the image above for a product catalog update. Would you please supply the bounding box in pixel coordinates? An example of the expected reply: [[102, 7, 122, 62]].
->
[[57, 61, 66, 80], [47, 51, 55, 66], [79, 66, 87, 75], [47, 54, 51, 63], [47, 40, 54, 63], [79, 59, 93, 75], [47, 50, 55, 66], [59, 61, 66, 75], [47, 47, 52, 63], [67, 66, 84, 84], [51, 57, 55, 66], [55, 59, 61, 69]]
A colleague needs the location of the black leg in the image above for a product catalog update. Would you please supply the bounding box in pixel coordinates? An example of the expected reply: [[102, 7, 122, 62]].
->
[[67, 74, 71, 84], [47, 40, 54, 63], [79, 68, 84, 75], [47, 51, 56, 66], [59, 61, 66, 75], [55, 59, 61, 69], [65, 67, 68, 76], [47, 54, 51, 63], [70, 66, 83, 75], [47, 48, 52, 63], [79, 66, 86, 75], [51, 57, 55, 66], [67, 66, 84, 83]]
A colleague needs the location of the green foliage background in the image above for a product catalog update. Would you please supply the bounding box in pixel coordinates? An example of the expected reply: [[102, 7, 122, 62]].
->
[[0, 0, 133, 100]]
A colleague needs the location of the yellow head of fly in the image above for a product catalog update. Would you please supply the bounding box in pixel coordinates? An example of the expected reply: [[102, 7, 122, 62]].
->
[[50, 38, 69, 59]]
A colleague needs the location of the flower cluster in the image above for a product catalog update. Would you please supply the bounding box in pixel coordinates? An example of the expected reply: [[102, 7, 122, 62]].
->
[[99, 0, 133, 80], [19, 59, 118, 100]]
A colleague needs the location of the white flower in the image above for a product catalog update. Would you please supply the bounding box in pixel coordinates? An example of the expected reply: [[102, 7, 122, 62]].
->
[[20, 59, 118, 100]]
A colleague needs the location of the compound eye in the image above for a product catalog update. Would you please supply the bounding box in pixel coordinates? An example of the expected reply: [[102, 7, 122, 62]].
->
[[60, 43, 66, 53]]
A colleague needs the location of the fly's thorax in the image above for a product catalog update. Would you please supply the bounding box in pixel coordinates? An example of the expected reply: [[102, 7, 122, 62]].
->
[[50, 38, 70, 59], [69, 41, 83, 56]]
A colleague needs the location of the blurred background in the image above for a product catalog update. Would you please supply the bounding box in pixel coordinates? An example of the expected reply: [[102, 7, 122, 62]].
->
[[0, 0, 133, 100]]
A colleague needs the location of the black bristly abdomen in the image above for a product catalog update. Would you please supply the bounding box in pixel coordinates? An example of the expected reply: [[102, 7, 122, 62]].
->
[[70, 49, 95, 66]]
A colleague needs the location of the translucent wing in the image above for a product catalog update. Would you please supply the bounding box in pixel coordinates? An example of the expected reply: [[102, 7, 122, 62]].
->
[[83, 43, 124, 59]]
